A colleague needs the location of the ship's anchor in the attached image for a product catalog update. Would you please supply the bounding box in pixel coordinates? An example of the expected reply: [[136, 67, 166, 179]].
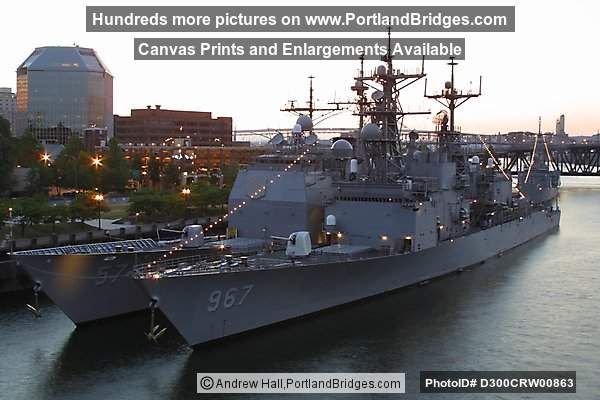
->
[[145, 297, 166, 342], [26, 282, 42, 318]]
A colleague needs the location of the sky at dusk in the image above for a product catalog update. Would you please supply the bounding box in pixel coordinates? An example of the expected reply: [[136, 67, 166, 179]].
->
[[1, 0, 598, 136]]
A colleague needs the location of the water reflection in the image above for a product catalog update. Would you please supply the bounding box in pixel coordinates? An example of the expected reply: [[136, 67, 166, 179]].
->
[[1, 177, 599, 400]]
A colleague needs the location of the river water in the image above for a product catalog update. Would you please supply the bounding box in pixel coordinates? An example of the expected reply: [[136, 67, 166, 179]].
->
[[1, 177, 599, 399]]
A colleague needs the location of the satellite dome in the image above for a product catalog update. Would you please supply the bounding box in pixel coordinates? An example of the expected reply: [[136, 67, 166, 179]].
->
[[296, 115, 313, 131], [291, 124, 302, 134], [305, 134, 318, 145], [331, 139, 353, 158], [269, 132, 285, 145], [371, 90, 384, 102], [361, 123, 382, 141], [376, 65, 387, 76], [325, 214, 337, 226], [444, 81, 452, 89]]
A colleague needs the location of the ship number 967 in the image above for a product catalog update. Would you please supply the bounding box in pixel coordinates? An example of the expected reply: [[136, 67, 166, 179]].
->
[[207, 284, 254, 312]]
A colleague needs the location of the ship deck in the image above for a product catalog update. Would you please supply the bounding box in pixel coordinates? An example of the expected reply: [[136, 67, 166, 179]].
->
[[10, 234, 247, 257], [12, 238, 159, 256], [134, 244, 388, 280]]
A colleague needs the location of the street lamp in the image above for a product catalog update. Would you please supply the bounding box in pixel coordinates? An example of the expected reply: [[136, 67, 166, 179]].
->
[[93, 193, 104, 230], [8, 207, 13, 254], [41, 153, 51, 166], [181, 188, 191, 220], [91, 156, 102, 168], [92, 156, 102, 186]]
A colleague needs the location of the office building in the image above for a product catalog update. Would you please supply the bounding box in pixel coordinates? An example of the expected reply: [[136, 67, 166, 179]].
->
[[16, 46, 113, 143], [0, 87, 16, 134], [114, 105, 232, 146], [555, 114, 565, 135]]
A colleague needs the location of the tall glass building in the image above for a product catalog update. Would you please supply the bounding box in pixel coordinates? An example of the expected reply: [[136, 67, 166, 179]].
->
[[16, 46, 113, 143]]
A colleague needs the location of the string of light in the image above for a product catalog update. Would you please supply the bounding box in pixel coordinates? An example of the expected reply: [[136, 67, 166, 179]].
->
[[524, 134, 538, 183], [146, 142, 317, 268]]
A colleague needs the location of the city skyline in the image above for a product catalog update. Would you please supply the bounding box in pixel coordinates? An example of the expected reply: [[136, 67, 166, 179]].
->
[[1, 0, 598, 135]]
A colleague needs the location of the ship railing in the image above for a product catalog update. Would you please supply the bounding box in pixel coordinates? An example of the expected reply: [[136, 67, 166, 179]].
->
[[332, 176, 439, 195], [133, 253, 225, 276], [133, 248, 371, 278], [135, 252, 298, 278], [13, 238, 158, 256]]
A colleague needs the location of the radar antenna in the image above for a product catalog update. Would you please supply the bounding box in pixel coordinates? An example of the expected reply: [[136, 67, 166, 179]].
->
[[424, 56, 482, 133], [352, 27, 429, 182], [280, 76, 343, 121], [425, 56, 482, 170]]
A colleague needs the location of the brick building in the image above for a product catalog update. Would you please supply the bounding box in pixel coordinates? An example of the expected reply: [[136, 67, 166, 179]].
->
[[114, 105, 232, 146]]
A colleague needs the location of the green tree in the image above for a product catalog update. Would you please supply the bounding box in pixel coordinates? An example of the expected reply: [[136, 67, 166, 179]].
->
[[221, 163, 240, 187], [24, 168, 42, 195], [37, 162, 56, 191], [69, 193, 109, 223], [100, 139, 129, 192], [162, 163, 180, 188], [130, 153, 143, 181], [0, 116, 15, 194], [189, 183, 230, 215], [208, 172, 220, 186], [14, 196, 47, 236], [147, 157, 161, 187], [0, 198, 12, 230], [43, 203, 69, 233], [128, 189, 176, 220], [54, 137, 94, 191], [15, 131, 43, 168], [14, 132, 55, 194]]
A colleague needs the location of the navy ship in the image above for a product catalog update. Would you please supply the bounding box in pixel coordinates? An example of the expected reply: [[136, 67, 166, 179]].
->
[[133, 47, 561, 346], [10, 226, 262, 324]]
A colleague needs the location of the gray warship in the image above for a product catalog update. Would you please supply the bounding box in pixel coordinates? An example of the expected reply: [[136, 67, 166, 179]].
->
[[9, 226, 258, 324], [134, 49, 561, 346]]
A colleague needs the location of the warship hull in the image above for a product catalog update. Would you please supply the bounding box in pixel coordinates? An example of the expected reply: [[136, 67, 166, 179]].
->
[[139, 209, 560, 346], [12, 251, 161, 324]]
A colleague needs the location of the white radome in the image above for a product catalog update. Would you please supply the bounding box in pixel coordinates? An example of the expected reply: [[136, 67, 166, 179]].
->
[[296, 115, 313, 131], [361, 123, 382, 140], [331, 139, 353, 158]]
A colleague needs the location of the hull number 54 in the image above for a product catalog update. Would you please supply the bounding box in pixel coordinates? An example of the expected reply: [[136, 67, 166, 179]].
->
[[207, 284, 254, 312]]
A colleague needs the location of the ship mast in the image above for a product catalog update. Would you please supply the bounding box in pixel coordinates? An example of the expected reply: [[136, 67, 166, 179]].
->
[[425, 57, 482, 135], [353, 27, 428, 182], [281, 76, 342, 121], [351, 54, 367, 130], [424, 57, 482, 166]]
